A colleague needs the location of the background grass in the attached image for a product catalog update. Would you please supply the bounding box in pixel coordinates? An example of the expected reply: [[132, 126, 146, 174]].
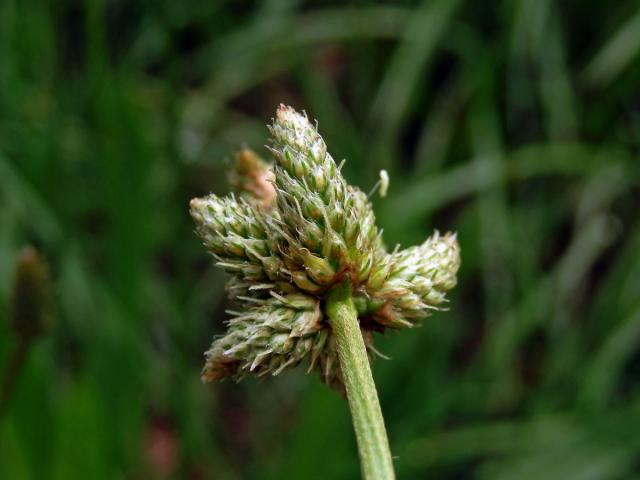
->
[[1, 0, 640, 478]]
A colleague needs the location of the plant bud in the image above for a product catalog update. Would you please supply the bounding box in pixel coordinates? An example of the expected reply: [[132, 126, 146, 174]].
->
[[290, 270, 323, 294], [297, 249, 336, 285]]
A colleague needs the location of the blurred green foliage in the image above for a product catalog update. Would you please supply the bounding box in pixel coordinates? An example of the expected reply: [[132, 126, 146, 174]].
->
[[1, 0, 640, 479]]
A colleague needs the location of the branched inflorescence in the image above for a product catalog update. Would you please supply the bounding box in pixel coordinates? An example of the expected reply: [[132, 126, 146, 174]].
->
[[190, 105, 460, 389]]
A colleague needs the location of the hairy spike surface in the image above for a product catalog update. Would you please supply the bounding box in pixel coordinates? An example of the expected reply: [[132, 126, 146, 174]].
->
[[190, 194, 284, 283], [366, 232, 461, 328], [268, 105, 379, 290]]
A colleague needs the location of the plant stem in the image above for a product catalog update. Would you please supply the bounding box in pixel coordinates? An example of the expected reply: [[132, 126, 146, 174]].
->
[[0, 337, 32, 421], [326, 283, 395, 480]]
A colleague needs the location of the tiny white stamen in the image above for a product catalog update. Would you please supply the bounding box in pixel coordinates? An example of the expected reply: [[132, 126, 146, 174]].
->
[[367, 170, 390, 199]]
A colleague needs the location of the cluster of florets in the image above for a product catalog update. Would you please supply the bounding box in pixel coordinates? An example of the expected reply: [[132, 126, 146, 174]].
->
[[190, 105, 460, 389]]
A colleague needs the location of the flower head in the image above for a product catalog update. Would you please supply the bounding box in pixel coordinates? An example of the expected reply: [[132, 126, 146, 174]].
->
[[191, 105, 461, 389]]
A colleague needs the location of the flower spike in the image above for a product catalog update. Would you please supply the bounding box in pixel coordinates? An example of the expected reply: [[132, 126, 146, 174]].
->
[[268, 105, 380, 289]]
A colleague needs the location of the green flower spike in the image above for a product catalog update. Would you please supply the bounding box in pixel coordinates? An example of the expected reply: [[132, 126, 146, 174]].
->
[[268, 105, 381, 292], [364, 231, 460, 329], [190, 194, 283, 288]]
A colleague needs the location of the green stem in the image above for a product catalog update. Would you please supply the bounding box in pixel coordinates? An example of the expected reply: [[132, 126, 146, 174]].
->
[[326, 283, 395, 480], [0, 337, 32, 421]]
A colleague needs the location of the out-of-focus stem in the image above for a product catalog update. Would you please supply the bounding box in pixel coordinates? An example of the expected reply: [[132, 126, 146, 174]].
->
[[0, 337, 32, 420]]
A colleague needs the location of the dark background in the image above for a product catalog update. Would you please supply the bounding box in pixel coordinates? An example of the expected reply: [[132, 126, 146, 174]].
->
[[1, 1, 640, 478]]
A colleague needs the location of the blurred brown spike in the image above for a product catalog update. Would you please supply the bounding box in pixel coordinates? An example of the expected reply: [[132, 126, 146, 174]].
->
[[9, 246, 54, 340], [228, 148, 276, 210]]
